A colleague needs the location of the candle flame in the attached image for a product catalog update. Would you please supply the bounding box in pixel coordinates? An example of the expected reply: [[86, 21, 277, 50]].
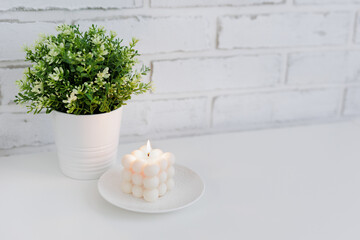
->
[[146, 140, 152, 157]]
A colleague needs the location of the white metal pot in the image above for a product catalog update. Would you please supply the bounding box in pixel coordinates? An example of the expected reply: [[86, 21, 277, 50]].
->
[[52, 107, 123, 180]]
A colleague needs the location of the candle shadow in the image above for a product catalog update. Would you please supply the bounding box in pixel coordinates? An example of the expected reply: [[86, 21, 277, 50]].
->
[[81, 182, 184, 220]]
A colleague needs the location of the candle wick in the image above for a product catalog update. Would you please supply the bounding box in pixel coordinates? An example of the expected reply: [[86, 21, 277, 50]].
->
[[147, 153, 150, 157]]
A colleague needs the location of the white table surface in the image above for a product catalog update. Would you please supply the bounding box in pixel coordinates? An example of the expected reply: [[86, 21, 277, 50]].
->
[[1, 121, 360, 240]]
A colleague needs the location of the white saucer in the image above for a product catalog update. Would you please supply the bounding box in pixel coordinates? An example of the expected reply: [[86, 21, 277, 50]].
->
[[98, 164, 205, 213]]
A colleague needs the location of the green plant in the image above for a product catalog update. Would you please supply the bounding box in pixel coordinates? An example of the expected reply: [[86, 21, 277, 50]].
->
[[15, 24, 151, 115]]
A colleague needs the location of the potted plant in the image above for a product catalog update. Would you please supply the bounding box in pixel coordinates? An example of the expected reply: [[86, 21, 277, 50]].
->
[[15, 24, 151, 179]]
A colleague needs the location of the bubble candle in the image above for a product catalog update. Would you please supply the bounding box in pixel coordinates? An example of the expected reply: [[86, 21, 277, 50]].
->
[[120, 140, 175, 202]]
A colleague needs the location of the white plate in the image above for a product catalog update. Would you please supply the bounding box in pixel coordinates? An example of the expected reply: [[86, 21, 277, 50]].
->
[[98, 164, 205, 213]]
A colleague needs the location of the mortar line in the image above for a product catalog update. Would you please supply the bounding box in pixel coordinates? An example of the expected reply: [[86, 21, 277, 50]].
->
[[279, 53, 288, 85], [351, 11, 359, 45], [340, 87, 348, 116]]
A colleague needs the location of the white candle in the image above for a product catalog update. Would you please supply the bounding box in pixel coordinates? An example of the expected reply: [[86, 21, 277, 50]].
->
[[121, 140, 175, 202]]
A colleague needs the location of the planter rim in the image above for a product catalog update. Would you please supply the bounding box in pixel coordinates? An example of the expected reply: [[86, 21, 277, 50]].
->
[[53, 106, 122, 118]]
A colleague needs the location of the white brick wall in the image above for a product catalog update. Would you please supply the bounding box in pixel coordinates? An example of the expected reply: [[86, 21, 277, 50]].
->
[[0, 113, 53, 149], [0, 68, 24, 105], [218, 12, 351, 49], [147, 98, 208, 133], [1, 0, 360, 155], [295, 0, 360, 4], [287, 51, 360, 85], [0, 22, 58, 60], [344, 87, 360, 116], [151, 0, 283, 8], [212, 89, 341, 128], [77, 17, 213, 54], [120, 98, 208, 136], [0, 0, 142, 10], [121, 101, 150, 137], [152, 55, 281, 93]]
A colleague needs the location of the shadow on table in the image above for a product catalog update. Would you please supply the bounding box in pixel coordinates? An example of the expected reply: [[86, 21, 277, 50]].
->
[[82, 182, 206, 220]]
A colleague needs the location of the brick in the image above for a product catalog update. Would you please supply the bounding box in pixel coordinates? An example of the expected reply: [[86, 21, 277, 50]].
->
[[0, 68, 25, 105], [288, 51, 360, 85], [77, 17, 212, 54], [0, 113, 53, 149], [213, 89, 341, 128], [151, 0, 283, 7], [344, 87, 360, 116], [218, 12, 350, 49], [295, 0, 360, 4], [152, 54, 281, 93], [120, 98, 208, 136], [148, 98, 208, 133], [121, 101, 150, 136], [0, 22, 58, 61], [0, 0, 141, 10]]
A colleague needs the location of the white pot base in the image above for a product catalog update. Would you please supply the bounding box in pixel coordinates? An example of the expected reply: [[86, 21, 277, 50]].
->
[[59, 160, 116, 180]]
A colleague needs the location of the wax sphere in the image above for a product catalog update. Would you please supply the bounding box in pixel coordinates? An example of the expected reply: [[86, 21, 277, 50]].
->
[[144, 176, 160, 189], [144, 164, 160, 177], [163, 152, 175, 165], [139, 145, 147, 153], [121, 154, 136, 169], [159, 171, 168, 183], [150, 149, 163, 160], [132, 185, 143, 198], [121, 181, 132, 194], [167, 166, 175, 178], [132, 173, 143, 186], [159, 157, 168, 170], [166, 178, 175, 191], [122, 169, 132, 182], [132, 159, 146, 173], [143, 189, 159, 202], [158, 183, 167, 196], [132, 150, 146, 160]]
